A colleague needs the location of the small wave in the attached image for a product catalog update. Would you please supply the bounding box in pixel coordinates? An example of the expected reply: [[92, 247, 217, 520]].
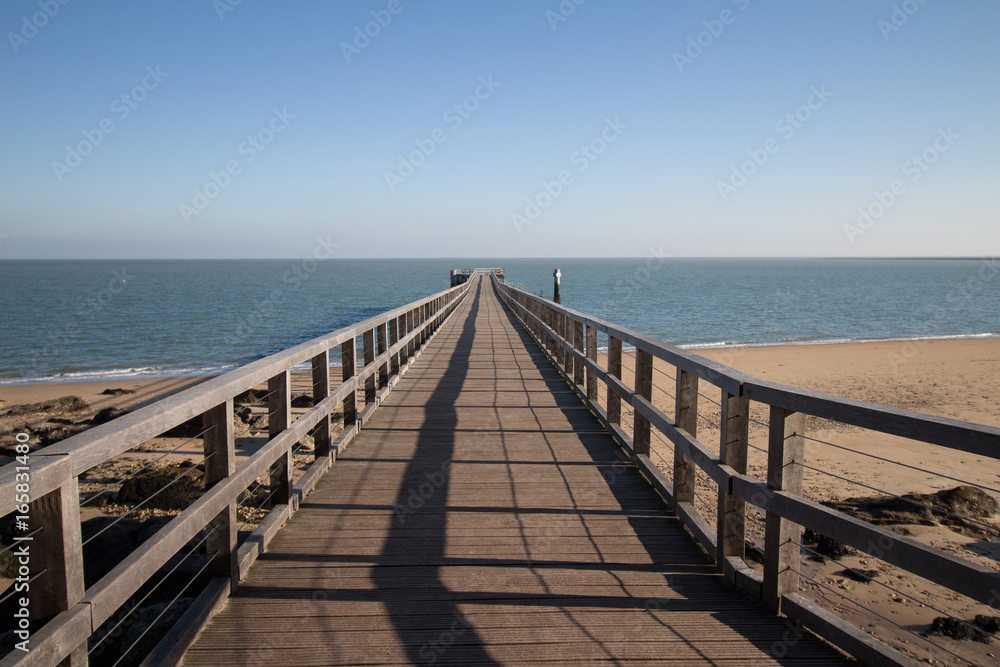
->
[[680, 332, 1000, 350]]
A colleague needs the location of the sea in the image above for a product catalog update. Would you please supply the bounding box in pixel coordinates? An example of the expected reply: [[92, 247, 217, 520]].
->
[[1, 258, 998, 385]]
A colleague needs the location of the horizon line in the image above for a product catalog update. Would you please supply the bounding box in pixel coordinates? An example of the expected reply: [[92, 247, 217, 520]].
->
[[0, 256, 995, 262]]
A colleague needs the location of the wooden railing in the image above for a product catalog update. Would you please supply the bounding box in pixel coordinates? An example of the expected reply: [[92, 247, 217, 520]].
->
[[494, 276, 1000, 666], [0, 280, 470, 666]]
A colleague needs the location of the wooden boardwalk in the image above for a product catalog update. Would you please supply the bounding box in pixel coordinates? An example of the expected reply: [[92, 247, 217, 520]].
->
[[181, 276, 850, 666]]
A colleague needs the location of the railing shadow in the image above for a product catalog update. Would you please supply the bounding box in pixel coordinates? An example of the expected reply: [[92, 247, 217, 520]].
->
[[371, 277, 502, 665]]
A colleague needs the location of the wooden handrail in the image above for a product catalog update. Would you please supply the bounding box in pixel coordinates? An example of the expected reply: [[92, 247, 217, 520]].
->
[[493, 275, 999, 666], [0, 279, 472, 666]]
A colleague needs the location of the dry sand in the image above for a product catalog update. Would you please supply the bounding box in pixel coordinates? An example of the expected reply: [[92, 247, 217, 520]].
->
[[1, 338, 998, 664]]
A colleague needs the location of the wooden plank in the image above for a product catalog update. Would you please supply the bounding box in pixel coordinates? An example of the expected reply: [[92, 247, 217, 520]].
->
[[202, 400, 237, 586], [311, 351, 331, 458], [743, 378, 1000, 457], [139, 577, 231, 667], [731, 474, 1000, 610], [607, 336, 622, 426], [673, 370, 698, 510], [763, 408, 805, 614], [585, 325, 598, 402], [718, 391, 749, 572], [782, 593, 922, 667], [26, 455, 84, 622], [181, 277, 853, 667], [0, 604, 91, 667], [633, 350, 653, 458]]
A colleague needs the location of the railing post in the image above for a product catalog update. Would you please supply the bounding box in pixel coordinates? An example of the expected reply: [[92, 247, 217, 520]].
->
[[573, 319, 585, 388], [718, 390, 750, 573], [405, 309, 415, 361], [586, 325, 598, 402], [634, 349, 653, 457], [563, 314, 574, 379], [607, 337, 622, 426], [763, 407, 806, 613], [28, 456, 87, 665], [555, 311, 565, 368], [268, 370, 292, 506], [376, 323, 388, 390], [363, 328, 376, 405], [203, 400, 238, 587], [388, 317, 400, 379], [312, 351, 331, 459], [342, 338, 357, 430], [674, 370, 698, 508]]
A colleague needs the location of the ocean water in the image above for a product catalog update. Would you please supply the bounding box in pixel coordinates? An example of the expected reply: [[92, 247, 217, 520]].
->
[[1, 258, 997, 384]]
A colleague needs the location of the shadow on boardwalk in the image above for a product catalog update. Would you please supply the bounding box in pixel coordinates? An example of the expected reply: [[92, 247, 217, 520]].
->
[[181, 276, 851, 665]]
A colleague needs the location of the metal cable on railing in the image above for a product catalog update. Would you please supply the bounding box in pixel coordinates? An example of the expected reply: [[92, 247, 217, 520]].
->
[[797, 541, 997, 645], [90, 525, 217, 659], [651, 381, 675, 400], [696, 389, 723, 409], [0, 526, 43, 557], [82, 455, 214, 547], [112, 548, 219, 667], [80, 425, 217, 509], [797, 461, 1000, 537], [237, 483, 284, 533], [802, 433, 1000, 496], [651, 364, 675, 383], [0, 568, 47, 606], [788, 563, 978, 667]]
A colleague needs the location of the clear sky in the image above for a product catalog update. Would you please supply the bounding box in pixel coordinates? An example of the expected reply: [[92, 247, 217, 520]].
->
[[2, 0, 997, 259]]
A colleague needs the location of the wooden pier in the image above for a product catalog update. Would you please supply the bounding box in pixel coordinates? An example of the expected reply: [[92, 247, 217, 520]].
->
[[3, 270, 999, 666], [180, 275, 847, 665]]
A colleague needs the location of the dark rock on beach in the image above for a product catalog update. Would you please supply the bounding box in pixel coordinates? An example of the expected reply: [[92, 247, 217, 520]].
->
[[826, 485, 999, 538], [291, 394, 314, 408], [837, 568, 880, 583], [161, 416, 204, 438], [803, 527, 856, 561], [923, 616, 991, 643], [91, 407, 130, 425], [33, 422, 89, 445], [234, 389, 263, 405], [117, 461, 204, 511], [100, 388, 136, 395], [82, 516, 144, 586], [975, 615, 1000, 633], [4, 395, 90, 417]]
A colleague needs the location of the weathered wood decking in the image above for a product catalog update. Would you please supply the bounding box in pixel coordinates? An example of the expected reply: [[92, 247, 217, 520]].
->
[[181, 276, 849, 666]]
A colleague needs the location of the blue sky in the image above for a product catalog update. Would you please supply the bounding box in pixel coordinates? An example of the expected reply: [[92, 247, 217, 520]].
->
[[1, 0, 997, 259]]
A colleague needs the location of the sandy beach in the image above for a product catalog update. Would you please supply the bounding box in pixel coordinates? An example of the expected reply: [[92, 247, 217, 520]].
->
[[2, 337, 998, 664]]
